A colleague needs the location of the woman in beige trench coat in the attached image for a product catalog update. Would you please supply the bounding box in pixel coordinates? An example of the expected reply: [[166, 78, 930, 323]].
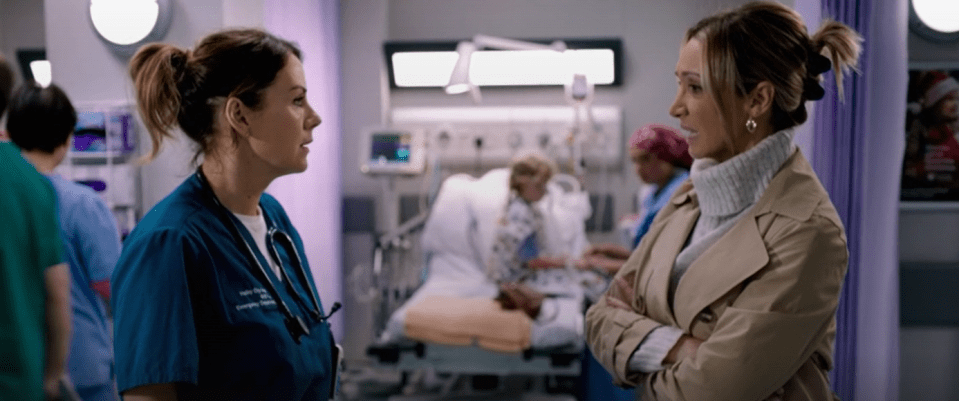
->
[[585, 2, 863, 400]]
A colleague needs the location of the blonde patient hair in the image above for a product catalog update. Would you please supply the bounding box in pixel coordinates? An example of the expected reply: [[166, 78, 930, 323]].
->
[[687, 1, 863, 139], [508, 150, 558, 192]]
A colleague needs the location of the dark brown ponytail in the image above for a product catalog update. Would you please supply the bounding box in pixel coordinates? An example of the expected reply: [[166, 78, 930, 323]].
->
[[129, 29, 301, 163], [129, 43, 188, 161]]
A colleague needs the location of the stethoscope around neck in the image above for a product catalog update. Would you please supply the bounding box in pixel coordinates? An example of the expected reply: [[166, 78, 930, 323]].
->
[[195, 167, 340, 344]]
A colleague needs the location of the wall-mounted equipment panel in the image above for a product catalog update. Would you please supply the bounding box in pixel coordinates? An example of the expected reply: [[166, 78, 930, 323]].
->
[[390, 106, 622, 170], [55, 102, 142, 238]]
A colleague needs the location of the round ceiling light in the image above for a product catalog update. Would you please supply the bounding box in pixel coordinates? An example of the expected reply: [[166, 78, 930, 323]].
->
[[910, 0, 959, 42], [89, 0, 172, 53]]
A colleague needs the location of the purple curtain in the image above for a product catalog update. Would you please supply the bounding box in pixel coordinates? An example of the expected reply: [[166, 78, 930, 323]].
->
[[811, 2, 867, 394], [811, 4, 869, 398], [813, 0, 904, 400], [264, 0, 345, 338]]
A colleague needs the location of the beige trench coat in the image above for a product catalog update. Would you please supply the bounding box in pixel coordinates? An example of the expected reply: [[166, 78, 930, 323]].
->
[[585, 150, 848, 401]]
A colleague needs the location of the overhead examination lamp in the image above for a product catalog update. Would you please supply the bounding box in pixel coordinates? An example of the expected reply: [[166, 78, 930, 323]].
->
[[444, 41, 477, 97], [445, 35, 567, 103], [30, 61, 52, 88]]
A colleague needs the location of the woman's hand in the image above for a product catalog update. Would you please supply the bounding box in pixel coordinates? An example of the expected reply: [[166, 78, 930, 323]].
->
[[495, 282, 545, 319], [663, 335, 703, 365], [604, 274, 636, 311]]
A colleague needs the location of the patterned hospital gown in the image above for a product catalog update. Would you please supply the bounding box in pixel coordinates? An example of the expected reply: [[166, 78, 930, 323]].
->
[[487, 196, 545, 284]]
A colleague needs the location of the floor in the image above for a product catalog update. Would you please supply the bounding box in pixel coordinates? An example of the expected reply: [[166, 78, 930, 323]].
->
[[337, 365, 580, 401]]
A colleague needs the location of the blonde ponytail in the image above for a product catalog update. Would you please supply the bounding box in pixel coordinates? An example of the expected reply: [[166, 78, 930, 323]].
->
[[812, 20, 864, 100]]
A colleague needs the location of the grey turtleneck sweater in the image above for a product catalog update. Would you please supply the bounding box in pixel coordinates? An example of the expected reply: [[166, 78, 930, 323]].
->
[[629, 129, 797, 373]]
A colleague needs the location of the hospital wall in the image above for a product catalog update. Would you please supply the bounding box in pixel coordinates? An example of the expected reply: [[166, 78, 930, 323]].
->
[[42, 0, 229, 207], [0, 0, 44, 85], [900, 22, 959, 399]]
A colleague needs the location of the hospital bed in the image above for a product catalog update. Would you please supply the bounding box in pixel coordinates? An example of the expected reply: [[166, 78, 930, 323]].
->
[[365, 168, 604, 400]]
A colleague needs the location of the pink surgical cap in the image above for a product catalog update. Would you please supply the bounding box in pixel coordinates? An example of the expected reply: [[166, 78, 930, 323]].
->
[[628, 123, 692, 169]]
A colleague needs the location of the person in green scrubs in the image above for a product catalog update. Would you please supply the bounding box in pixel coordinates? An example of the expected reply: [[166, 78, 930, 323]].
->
[[0, 52, 72, 401]]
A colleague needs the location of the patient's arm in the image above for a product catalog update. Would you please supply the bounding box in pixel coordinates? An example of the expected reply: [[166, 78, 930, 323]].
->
[[495, 282, 544, 319], [524, 255, 567, 270]]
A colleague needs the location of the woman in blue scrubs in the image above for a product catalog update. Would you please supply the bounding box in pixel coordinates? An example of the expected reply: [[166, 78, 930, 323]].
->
[[111, 29, 335, 400], [581, 124, 692, 274]]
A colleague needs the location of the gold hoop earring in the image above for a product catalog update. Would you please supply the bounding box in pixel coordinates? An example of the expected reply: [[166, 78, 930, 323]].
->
[[745, 118, 757, 133]]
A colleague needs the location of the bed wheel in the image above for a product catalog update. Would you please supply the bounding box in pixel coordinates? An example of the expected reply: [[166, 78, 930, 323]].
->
[[550, 352, 578, 367], [471, 374, 499, 390], [366, 344, 400, 363]]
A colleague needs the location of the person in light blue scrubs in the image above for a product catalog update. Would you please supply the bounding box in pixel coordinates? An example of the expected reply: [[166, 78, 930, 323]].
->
[[628, 124, 693, 248], [112, 29, 335, 400], [579, 123, 691, 401], [7, 82, 120, 401]]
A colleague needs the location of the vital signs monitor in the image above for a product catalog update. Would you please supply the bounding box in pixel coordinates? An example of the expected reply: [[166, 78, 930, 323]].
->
[[359, 126, 426, 175]]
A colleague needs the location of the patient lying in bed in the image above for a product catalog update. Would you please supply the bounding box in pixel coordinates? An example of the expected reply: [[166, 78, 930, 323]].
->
[[379, 152, 606, 353]]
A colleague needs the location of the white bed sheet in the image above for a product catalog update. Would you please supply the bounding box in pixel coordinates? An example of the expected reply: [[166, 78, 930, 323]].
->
[[380, 168, 598, 349]]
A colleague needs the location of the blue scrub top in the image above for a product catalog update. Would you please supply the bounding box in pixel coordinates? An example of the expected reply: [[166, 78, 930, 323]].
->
[[633, 170, 689, 248], [45, 174, 119, 391], [112, 173, 334, 400]]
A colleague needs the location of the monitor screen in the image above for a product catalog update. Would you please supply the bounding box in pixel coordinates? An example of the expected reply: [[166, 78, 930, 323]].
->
[[370, 132, 412, 163]]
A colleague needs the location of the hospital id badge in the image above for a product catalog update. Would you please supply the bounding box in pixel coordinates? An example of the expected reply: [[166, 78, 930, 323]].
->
[[329, 343, 343, 400]]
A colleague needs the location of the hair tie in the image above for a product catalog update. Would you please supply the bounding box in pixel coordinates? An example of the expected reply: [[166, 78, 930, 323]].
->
[[808, 53, 831, 76], [170, 48, 190, 78], [173, 49, 204, 102], [803, 77, 825, 101]]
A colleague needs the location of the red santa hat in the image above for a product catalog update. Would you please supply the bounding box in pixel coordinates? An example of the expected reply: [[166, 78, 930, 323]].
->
[[919, 71, 959, 109]]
